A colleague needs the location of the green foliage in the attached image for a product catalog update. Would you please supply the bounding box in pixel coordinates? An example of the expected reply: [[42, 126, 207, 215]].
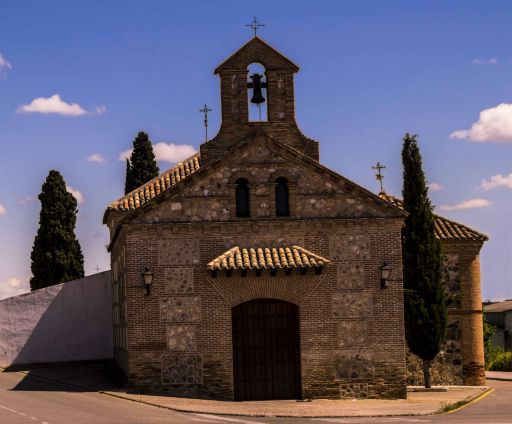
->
[[124, 158, 133, 195], [401, 133, 448, 385], [486, 344, 504, 369], [483, 313, 495, 352], [124, 131, 159, 193], [488, 350, 512, 371], [30, 170, 84, 291]]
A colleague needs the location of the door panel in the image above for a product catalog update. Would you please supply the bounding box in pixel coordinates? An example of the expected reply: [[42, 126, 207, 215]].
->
[[232, 299, 301, 400]]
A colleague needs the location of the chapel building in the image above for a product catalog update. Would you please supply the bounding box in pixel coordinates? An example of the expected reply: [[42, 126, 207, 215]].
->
[[103, 36, 485, 400]]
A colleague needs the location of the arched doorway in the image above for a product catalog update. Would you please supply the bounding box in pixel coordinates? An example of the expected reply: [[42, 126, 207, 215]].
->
[[232, 299, 301, 400]]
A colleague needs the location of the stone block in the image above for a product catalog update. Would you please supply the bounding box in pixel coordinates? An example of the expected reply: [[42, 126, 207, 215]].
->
[[332, 292, 371, 319], [162, 354, 203, 385], [340, 383, 369, 398], [338, 320, 367, 347], [160, 297, 201, 322], [167, 325, 196, 351], [330, 234, 370, 261], [337, 262, 365, 289], [158, 239, 199, 266], [335, 349, 375, 380], [165, 267, 194, 294]]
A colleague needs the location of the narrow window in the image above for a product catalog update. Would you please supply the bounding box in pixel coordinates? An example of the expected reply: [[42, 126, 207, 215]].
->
[[236, 178, 250, 218], [275, 177, 290, 217]]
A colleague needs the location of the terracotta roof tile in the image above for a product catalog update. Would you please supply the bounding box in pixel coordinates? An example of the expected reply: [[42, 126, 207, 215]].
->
[[379, 193, 488, 242], [108, 154, 200, 211], [207, 245, 330, 271]]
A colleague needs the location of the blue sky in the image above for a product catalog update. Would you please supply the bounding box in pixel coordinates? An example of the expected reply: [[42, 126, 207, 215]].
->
[[1, 1, 511, 300]]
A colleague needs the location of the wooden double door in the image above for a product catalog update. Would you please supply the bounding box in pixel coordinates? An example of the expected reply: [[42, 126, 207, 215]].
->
[[232, 299, 301, 401]]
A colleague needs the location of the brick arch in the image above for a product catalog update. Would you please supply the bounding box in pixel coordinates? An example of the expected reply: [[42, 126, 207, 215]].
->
[[206, 273, 325, 307], [267, 169, 299, 185], [228, 171, 256, 186]]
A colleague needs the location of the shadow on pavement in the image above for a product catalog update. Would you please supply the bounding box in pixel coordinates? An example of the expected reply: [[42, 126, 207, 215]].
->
[[3, 359, 126, 392]]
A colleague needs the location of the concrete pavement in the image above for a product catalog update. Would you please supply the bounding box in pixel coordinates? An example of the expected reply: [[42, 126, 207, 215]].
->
[[1, 362, 510, 424], [103, 386, 488, 418]]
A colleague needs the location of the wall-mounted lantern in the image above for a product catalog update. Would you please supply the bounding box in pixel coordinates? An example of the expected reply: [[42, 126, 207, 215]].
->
[[380, 262, 392, 289], [142, 266, 154, 296]]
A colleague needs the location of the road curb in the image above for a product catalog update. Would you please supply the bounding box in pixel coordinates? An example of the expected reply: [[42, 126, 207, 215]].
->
[[99, 387, 491, 419], [1, 366, 492, 419], [438, 387, 494, 414]]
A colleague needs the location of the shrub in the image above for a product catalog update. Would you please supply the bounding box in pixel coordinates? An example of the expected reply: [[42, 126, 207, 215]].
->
[[488, 351, 512, 371]]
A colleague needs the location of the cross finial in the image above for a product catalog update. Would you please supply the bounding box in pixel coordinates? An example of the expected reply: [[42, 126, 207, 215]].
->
[[245, 16, 264, 37], [199, 104, 212, 142], [372, 161, 386, 194]]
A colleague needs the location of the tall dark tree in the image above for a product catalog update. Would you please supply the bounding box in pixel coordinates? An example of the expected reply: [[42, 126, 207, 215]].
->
[[30, 170, 84, 291], [401, 133, 447, 388], [124, 131, 159, 193], [124, 158, 133, 195]]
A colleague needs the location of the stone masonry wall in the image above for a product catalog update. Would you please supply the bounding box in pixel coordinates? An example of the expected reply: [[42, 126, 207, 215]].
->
[[120, 217, 406, 400], [406, 243, 485, 386]]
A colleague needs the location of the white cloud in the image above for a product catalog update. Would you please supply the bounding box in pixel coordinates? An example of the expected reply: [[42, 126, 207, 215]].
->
[[66, 186, 84, 204], [0, 203, 6, 216], [0, 277, 29, 300], [118, 142, 197, 163], [19, 196, 37, 205], [17, 94, 89, 116], [471, 58, 498, 65], [87, 153, 106, 164], [429, 182, 445, 192], [440, 198, 491, 211], [480, 173, 512, 191], [450, 103, 512, 142], [0, 53, 12, 72], [95, 105, 107, 114]]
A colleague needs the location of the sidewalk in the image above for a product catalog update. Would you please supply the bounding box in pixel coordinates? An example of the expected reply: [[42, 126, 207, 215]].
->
[[1, 361, 490, 418], [104, 386, 489, 418], [486, 371, 512, 381]]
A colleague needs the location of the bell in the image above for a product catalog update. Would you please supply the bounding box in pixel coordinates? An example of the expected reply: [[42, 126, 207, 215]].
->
[[249, 73, 266, 104], [251, 86, 265, 104]]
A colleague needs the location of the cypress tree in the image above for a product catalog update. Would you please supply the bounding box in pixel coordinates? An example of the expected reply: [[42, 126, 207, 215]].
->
[[125, 131, 159, 193], [30, 170, 84, 291], [124, 158, 132, 195], [401, 133, 447, 388]]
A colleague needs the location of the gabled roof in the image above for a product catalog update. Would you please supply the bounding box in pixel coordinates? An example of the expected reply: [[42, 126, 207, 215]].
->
[[485, 300, 512, 313], [207, 245, 330, 271], [214, 37, 299, 74], [379, 193, 488, 242], [104, 131, 406, 227], [107, 154, 200, 212]]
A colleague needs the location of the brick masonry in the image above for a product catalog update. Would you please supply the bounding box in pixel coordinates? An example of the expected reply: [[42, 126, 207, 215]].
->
[[407, 243, 485, 386], [105, 36, 484, 401]]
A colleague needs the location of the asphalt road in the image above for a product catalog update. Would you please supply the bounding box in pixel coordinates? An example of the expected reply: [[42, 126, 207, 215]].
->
[[0, 370, 510, 424]]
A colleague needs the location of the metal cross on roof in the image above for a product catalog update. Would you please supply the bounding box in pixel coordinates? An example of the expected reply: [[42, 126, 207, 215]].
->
[[245, 16, 265, 37], [199, 104, 212, 142], [372, 161, 386, 194]]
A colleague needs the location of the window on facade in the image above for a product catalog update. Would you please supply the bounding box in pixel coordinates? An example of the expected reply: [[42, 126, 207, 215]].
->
[[275, 177, 290, 217], [236, 178, 251, 218]]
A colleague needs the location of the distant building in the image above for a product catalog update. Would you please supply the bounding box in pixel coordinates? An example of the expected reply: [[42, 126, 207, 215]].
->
[[484, 300, 512, 352]]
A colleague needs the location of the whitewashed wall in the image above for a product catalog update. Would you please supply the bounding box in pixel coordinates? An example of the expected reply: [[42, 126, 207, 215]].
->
[[0, 271, 112, 365]]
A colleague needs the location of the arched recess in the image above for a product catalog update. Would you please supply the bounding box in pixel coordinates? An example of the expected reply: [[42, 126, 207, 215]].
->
[[235, 178, 250, 218], [268, 170, 298, 218], [247, 63, 268, 122], [232, 298, 301, 400], [275, 177, 290, 217]]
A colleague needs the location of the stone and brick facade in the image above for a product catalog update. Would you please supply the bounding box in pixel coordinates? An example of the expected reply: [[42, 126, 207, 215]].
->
[[381, 195, 487, 386], [104, 36, 486, 400]]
